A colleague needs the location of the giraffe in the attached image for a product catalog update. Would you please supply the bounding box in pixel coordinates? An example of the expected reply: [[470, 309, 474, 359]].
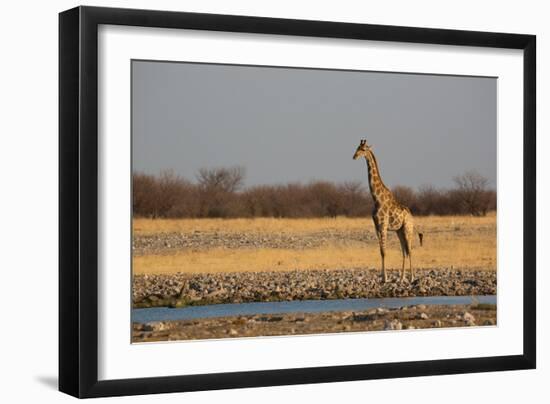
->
[[353, 139, 423, 282]]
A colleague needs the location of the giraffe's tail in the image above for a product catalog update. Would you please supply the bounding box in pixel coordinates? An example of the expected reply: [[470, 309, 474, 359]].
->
[[417, 231, 424, 247]]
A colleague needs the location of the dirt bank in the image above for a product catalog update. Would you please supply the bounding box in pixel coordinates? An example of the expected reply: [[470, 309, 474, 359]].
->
[[132, 303, 497, 342]]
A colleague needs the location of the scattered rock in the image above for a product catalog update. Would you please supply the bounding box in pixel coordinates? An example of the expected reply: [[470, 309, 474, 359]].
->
[[142, 322, 166, 332], [133, 268, 497, 306], [462, 312, 476, 326], [418, 312, 429, 320], [384, 320, 403, 330], [133, 229, 378, 256]]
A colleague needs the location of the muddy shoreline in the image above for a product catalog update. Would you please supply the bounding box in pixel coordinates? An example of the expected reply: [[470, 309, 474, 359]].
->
[[133, 268, 496, 308], [132, 303, 497, 342]]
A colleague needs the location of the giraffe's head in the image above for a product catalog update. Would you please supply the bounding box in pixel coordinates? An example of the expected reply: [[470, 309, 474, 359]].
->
[[353, 139, 371, 160]]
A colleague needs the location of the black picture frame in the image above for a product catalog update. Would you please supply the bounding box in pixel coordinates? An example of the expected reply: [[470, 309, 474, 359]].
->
[[59, 5, 536, 398]]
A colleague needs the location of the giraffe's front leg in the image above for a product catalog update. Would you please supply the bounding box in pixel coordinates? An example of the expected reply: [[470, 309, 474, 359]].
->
[[378, 226, 388, 283]]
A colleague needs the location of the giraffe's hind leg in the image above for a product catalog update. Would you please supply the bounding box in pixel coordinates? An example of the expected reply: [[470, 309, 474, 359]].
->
[[403, 221, 415, 281], [397, 228, 408, 282]]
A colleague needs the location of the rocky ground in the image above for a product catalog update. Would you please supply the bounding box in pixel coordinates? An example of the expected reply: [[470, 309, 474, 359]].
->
[[132, 303, 497, 342], [132, 222, 495, 256], [133, 268, 496, 308], [133, 229, 379, 256]]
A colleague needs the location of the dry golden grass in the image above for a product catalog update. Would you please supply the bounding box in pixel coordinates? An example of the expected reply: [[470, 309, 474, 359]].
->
[[133, 213, 496, 236], [133, 215, 496, 275]]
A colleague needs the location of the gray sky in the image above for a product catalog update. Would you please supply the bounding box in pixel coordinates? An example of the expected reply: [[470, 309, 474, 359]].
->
[[132, 60, 496, 189]]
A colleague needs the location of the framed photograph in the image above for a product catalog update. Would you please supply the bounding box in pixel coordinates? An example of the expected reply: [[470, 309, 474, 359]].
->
[[59, 6, 536, 398]]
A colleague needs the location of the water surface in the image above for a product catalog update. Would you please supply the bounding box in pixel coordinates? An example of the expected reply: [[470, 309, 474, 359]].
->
[[132, 295, 496, 323]]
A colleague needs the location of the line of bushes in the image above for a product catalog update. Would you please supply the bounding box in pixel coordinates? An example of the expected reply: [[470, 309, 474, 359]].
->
[[133, 168, 496, 219]]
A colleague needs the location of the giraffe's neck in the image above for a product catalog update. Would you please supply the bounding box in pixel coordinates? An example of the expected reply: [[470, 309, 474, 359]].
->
[[364, 152, 392, 206]]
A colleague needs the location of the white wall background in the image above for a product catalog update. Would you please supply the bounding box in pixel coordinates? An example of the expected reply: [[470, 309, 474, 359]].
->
[[0, 0, 546, 402]]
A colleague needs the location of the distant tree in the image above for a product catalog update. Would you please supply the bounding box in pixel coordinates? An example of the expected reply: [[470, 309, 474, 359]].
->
[[241, 185, 272, 217], [133, 170, 195, 218], [154, 170, 186, 217], [132, 173, 158, 217], [416, 185, 441, 215], [305, 181, 342, 217], [453, 170, 493, 216], [392, 185, 418, 213], [196, 166, 245, 193], [196, 166, 246, 217], [132, 166, 496, 219], [338, 181, 372, 217]]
